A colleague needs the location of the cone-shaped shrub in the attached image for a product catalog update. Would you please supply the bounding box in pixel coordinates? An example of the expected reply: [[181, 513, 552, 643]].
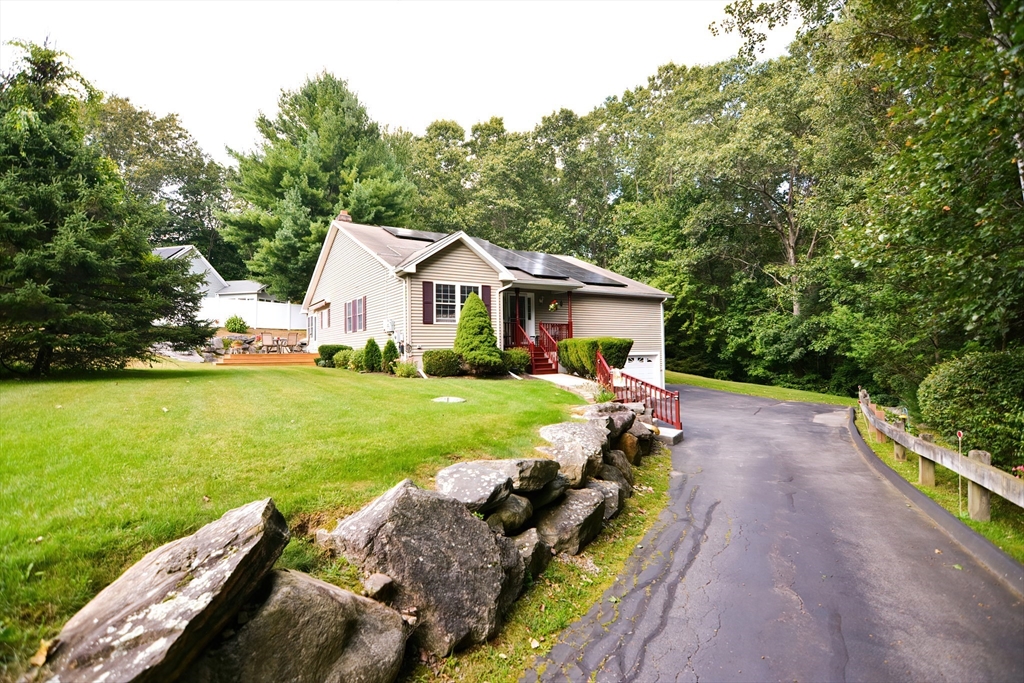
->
[[454, 292, 503, 375], [363, 337, 382, 372], [382, 338, 399, 374]]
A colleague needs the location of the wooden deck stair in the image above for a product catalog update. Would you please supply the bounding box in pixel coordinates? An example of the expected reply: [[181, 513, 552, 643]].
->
[[529, 348, 558, 375], [218, 353, 317, 367]]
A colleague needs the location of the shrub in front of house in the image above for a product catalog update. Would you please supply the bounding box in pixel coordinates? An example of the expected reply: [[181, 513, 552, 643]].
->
[[454, 292, 504, 375], [363, 338, 383, 372], [423, 349, 462, 377], [502, 347, 531, 374], [382, 339, 399, 374], [318, 344, 352, 362], [557, 337, 634, 378], [333, 349, 353, 369], [350, 349, 366, 372], [224, 315, 249, 334], [918, 349, 1024, 471], [394, 361, 420, 378]]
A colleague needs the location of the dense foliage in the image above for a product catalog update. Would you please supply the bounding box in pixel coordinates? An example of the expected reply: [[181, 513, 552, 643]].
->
[[224, 315, 248, 334], [918, 351, 1024, 469], [332, 348, 353, 370], [363, 337, 382, 373], [422, 349, 462, 377], [453, 292, 504, 375], [317, 344, 351, 362], [558, 338, 634, 378], [0, 43, 213, 375], [502, 347, 531, 374], [381, 338, 399, 374]]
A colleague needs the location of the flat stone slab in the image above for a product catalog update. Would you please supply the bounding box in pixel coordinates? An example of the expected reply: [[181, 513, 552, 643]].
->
[[435, 462, 513, 512], [656, 427, 684, 445], [37, 499, 289, 683], [538, 421, 609, 487], [474, 458, 561, 493], [534, 488, 606, 555]]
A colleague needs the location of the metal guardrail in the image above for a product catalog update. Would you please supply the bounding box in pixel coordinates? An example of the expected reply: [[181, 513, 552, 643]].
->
[[858, 390, 1023, 519]]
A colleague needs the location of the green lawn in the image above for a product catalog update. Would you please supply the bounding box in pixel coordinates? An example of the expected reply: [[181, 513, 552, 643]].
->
[[0, 362, 582, 673], [665, 370, 857, 406]]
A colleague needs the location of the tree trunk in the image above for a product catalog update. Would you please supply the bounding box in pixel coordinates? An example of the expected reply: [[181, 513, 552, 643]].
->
[[30, 344, 53, 377]]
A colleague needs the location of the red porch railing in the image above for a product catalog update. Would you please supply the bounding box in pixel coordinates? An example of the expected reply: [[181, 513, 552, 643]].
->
[[538, 324, 559, 369], [540, 322, 571, 342], [596, 350, 681, 430], [512, 322, 535, 354]]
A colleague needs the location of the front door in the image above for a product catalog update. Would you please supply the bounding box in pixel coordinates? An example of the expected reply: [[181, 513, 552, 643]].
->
[[504, 292, 535, 341]]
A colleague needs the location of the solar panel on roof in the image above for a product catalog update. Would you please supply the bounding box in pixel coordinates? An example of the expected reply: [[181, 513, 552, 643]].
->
[[470, 239, 624, 287], [382, 226, 446, 242]]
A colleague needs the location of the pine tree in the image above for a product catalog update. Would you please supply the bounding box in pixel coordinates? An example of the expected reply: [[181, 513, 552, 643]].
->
[[453, 293, 503, 375]]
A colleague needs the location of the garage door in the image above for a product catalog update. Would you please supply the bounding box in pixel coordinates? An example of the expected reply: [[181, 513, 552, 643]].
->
[[623, 352, 661, 388]]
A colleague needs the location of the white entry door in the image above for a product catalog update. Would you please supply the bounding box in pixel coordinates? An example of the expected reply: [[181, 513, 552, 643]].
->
[[505, 292, 535, 338]]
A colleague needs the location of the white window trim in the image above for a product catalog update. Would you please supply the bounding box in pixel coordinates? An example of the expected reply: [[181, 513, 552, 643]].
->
[[434, 281, 481, 325]]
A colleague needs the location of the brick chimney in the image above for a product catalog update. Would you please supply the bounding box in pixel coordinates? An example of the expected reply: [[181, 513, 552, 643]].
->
[[336, 210, 353, 222]]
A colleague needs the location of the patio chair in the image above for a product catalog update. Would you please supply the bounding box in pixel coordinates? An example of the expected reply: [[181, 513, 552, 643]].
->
[[260, 333, 277, 353], [285, 332, 299, 353]]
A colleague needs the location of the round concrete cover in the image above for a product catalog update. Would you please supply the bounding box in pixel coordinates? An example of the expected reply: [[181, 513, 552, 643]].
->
[[432, 396, 466, 403]]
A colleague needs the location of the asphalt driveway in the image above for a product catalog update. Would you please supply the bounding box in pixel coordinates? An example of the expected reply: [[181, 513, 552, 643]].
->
[[527, 386, 1024, 683]]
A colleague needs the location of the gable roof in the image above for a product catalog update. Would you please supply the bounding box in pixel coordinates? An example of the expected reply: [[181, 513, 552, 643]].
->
[[302, 219, 670, 311]]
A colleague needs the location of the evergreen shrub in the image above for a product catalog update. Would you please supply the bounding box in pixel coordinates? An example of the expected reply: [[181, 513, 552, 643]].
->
[[557, 337, 634, 378], [382, 338, 399, 374], [394, 361, 420, 378], [224, 315, 249, 334], [333, 349, 353, 369], [453, 292, 503, 375], [350, 349, 366, 372], [502, 347, 531, 374], [918, 350, 1024, 471], [363, 338, 382, 372], [318, 344, 351, 362], [423, 349, 462, 377]]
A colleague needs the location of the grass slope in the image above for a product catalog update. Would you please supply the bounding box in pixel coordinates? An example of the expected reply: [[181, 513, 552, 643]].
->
[[665, 370, 857, 406], [0, 363, 579, 672]]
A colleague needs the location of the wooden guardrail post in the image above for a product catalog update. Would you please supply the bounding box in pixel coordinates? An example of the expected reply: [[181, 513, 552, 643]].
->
[[893, 419, 907, 462], [967, 450, 992, 521], [918, 434, 936, 486], [871, 405, 889, 443]]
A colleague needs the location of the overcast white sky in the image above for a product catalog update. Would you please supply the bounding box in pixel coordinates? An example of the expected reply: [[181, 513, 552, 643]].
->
[[0, 1, 796, 165]]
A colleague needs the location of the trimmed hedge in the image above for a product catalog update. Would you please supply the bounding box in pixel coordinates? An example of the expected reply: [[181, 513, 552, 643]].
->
[[363, 338, 382, 372], [423, 349, 462, 377], [557, 337, 634, 378], [502, 347, 531, 374], [318, 344, 352, 362], [454, 292, 504, 375], [918, 350, 1024, 471]]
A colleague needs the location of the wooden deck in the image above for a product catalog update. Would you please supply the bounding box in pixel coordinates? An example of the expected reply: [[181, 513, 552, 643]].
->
[[218, 353, 317, 367]]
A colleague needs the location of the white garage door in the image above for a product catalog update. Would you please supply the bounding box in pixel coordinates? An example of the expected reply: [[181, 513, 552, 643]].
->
[[623, 353, 661, 388]]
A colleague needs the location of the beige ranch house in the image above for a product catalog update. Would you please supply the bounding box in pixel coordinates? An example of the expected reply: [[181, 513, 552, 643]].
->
[[301, 212, 672, 387]]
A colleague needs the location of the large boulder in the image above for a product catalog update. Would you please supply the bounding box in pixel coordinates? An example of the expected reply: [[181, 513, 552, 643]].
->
[[434, 462, 512, 512], [319, 480, 524, 656], [597, 463, 633, 498], [572, 403, 637, 439], [486, 494, 533, 535], [524, 473, 571, 512], [603, 449, 634, 486], [512, 528, 552, 578], [475, 458, 561, 492], [537, 421, 609, 487], [182, 570, 407, 683], [614, 432, 640, 465], [586, 479, 626, 519], [35, 499, 289, 683], [533, 488, 606, 555], [627, 420, 655, 457]]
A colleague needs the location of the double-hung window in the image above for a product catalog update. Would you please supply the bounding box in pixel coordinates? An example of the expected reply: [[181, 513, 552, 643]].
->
[[436, 284, 457, 323]]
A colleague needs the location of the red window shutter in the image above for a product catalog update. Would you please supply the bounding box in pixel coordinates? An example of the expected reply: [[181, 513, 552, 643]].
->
[[482, 285, 492, 318], [422, 281, 433, 325], [362, 295, 367, 331]]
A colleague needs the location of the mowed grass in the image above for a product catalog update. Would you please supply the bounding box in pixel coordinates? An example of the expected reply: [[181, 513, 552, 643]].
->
[[0, 362, 581, 672], [665, 370, 857, 406], [854, 413, 1024, 563]]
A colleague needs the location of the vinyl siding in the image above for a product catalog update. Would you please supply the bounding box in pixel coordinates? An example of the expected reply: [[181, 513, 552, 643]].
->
[[569, 293, 666, 381], [534, 293, 571, 328], [408, 241, 502, 365], [307, 229, 405, 353]]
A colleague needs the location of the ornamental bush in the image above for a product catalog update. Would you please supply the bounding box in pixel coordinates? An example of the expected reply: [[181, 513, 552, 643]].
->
[[318, 344, 351, 362], [381, 338, 399, 374], [394, 361, 420, 378], [350, 348, 366, 372], [502, 347, 531, 374], [557, 337, 634, 378], [224, 315, 249, 334], [363, 338, 382, 372], [918, 350, 1024, 471], [453, 292, 504, 375], [333, 349, 353, 369], [423, 349, 462, 377]]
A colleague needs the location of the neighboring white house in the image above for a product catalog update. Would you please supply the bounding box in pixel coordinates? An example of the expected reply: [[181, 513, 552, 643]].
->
[[300, 213, 672, 386], [152, 245, 306, 331]]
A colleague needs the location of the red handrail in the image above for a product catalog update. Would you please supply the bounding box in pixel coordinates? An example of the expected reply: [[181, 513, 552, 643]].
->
[[595, 350, 681, 430], [538, 324, 559, 368], [540, 322, 571, 342], [513, 322, 535, 355]]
